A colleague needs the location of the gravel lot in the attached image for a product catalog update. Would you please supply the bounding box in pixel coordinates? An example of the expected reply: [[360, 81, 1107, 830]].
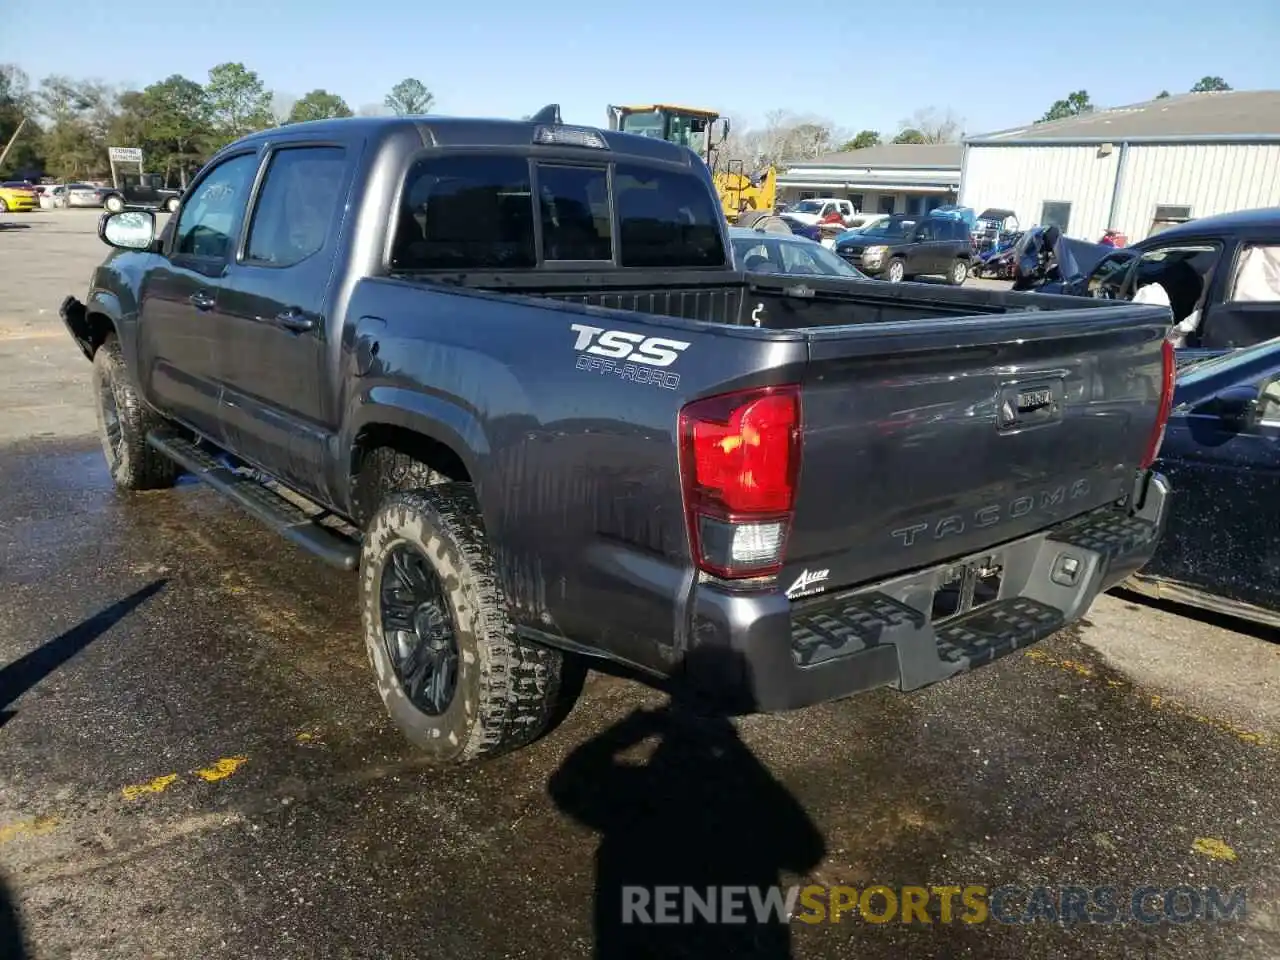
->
[[0, 209, 1277, 959]]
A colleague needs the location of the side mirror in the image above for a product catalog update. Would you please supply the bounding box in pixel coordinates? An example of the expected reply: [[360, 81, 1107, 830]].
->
[[99, 210, 156, 251], [1210, 384, 1262, 431]]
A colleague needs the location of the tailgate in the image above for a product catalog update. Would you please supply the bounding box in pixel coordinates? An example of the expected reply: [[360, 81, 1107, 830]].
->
[[783, 304, 1170, 591]]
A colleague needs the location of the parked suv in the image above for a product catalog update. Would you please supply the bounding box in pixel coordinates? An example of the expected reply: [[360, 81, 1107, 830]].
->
[[835, 213, 973, 284]]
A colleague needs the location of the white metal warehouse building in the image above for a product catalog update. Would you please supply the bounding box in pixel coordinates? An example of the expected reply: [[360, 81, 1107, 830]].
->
[[959, 90, 1280, 243]]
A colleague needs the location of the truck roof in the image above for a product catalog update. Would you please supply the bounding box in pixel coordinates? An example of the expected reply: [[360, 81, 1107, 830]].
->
[[226, 112, 700, 167]]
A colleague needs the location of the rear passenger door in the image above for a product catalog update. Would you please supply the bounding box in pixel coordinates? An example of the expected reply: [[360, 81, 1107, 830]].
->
[[215, 143, 354, 497], [910, 218, 943, 275]]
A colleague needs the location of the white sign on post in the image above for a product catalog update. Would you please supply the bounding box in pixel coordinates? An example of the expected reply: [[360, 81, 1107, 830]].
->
[[108, 146, 143, 163]]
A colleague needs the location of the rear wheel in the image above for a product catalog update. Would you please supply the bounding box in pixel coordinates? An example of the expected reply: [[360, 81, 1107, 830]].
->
[[360, 484, 567, 763], [104, 194, 125, 213], [886, 258, 906, 283], [948, 258, 969, 286], [0, 198, 8, 213]]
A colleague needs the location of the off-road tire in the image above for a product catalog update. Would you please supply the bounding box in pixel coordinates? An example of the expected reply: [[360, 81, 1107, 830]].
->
[[948, 258, 969, 286], [360, 483, 566, 763], [104, 194, 125, 213], [92, 336, 179, 491], [352, 446, 446, 523]]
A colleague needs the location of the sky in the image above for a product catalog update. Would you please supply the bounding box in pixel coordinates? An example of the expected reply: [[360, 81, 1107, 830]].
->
[[5, 0, 1280, 139]]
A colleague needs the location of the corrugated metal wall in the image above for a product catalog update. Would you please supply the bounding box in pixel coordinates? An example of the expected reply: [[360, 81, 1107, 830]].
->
[[959, 145, 1118, 239], [1113, 144, 1280, 240], [960, 142, 1280, 243]]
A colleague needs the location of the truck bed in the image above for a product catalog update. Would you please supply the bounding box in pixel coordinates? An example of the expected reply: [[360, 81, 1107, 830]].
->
[[400, 268, 1087, 331]]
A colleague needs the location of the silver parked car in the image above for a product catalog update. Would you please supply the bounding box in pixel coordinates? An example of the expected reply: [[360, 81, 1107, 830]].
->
[[62, 183, 109, 208], [728, 226, 869, 278]]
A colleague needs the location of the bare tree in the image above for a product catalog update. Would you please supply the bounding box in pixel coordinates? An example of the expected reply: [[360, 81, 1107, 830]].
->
[[895, 107, 964, 143], [717, 109, 845, 172]]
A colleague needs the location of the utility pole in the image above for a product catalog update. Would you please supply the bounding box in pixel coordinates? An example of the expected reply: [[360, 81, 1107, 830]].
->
[[0, 116, 28, 172]]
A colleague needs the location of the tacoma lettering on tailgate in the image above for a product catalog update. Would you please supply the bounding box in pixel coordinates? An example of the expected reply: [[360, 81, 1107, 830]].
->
[[890, 479, 1092, 547]]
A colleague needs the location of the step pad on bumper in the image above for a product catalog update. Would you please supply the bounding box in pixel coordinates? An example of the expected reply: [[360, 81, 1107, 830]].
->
[[934, 597, 1064, 667], [1049, 510, 1159, 564], [792, 593, 1063, 671]]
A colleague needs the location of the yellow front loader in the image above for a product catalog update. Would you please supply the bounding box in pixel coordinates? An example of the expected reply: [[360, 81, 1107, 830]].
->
[[605, 103, 777, 223]]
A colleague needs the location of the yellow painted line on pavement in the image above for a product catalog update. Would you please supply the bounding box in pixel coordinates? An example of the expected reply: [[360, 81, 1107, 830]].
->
[[120, 773, 180, 800], [0, 815, 60, 845], [1023, 649, 1095, 678], [1148, 693, 1268, 746], [194, 756, 248, 782], [1192, 837, 1238, 862], [1024, 650, 1271, 747], [0, 329, 66, 341]]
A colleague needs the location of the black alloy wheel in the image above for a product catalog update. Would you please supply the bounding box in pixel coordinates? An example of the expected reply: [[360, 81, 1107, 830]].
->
[[379, 544, 460, 716]]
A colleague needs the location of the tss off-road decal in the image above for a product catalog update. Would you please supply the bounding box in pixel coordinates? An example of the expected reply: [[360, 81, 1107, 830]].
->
[[570, 323, 690, 390]]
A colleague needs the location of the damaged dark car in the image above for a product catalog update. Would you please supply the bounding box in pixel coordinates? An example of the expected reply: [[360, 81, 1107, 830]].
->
[[1013, 208, 1280, 356]]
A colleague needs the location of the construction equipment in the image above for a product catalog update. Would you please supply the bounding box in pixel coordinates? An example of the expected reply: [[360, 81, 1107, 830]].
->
[[605, 104, 776, 223]]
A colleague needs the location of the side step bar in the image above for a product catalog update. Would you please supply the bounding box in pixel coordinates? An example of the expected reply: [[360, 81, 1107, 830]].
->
[[146, 431, 359, 572]]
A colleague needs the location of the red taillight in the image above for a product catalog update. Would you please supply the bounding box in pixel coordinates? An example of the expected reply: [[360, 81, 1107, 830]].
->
[[1141, 337, 1176, 469], [678, 385, 801, 579]]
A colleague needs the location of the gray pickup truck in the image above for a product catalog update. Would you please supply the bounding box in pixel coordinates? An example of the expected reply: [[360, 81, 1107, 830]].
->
[[61, 106, 1174, 764]]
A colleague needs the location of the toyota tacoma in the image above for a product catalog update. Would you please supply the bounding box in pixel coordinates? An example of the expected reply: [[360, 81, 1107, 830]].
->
[[60, 106, 1174, 763]]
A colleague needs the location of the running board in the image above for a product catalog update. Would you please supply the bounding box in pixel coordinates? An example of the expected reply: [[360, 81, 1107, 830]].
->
[[146, 431, 360, 572]]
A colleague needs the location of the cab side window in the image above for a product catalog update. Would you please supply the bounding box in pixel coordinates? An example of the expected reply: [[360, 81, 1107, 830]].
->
[[1130, 243, 1222, 322], [173, 153, 260, 260], [391, 155, 536, 270], [245, 146, 348, 267]]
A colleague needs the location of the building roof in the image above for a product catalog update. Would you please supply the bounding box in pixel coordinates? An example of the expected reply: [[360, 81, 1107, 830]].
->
[[968, 90, 1280, 145], [790, 142, 963, 169]]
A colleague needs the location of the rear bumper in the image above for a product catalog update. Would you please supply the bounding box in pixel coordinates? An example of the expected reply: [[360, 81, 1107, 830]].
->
[[683, 470, 1170, 712]]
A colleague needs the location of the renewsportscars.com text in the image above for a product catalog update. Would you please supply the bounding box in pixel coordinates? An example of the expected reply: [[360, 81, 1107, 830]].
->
[[622, 884, 1248, 926]]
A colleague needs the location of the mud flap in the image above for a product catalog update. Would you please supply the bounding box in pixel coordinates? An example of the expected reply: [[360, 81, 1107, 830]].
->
[[58, 296, 94, 360]]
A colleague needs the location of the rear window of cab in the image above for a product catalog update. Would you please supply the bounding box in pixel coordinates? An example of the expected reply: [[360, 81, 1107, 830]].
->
[[389, 154, 726, 271]]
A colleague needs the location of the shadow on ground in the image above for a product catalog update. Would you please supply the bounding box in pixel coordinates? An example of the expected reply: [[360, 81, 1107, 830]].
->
[[0, 871, 28, 960], [1112, 586, 1280, 645], [0, 579, 167, 729], [549, 647, 825, 959]]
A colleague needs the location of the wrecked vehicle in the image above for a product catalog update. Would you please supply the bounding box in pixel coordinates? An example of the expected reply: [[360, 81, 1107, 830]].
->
[[1015, 209, 1280, 353], [1128, 335, 1280, 629], [63, 108, 1173, 763]]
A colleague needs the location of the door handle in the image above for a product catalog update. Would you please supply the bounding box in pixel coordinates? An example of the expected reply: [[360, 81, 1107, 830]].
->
[[272, 308, 316, 333], [189, 290, 215, 311]]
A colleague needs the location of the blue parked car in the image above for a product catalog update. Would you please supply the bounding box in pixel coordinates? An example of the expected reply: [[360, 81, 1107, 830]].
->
[[1127, 336, 1280, 628]]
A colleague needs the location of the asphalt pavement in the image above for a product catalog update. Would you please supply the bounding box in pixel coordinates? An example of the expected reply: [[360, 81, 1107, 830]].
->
[[1, 210, 1278, 959]]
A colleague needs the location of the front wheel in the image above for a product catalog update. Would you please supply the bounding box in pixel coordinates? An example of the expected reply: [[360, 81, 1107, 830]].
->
[[885, 258, 906, 283], [103, 195, 125, 213], [92, 336, 179, 491], [948, 258, 969, 286], [360, 484, 567, 763]]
